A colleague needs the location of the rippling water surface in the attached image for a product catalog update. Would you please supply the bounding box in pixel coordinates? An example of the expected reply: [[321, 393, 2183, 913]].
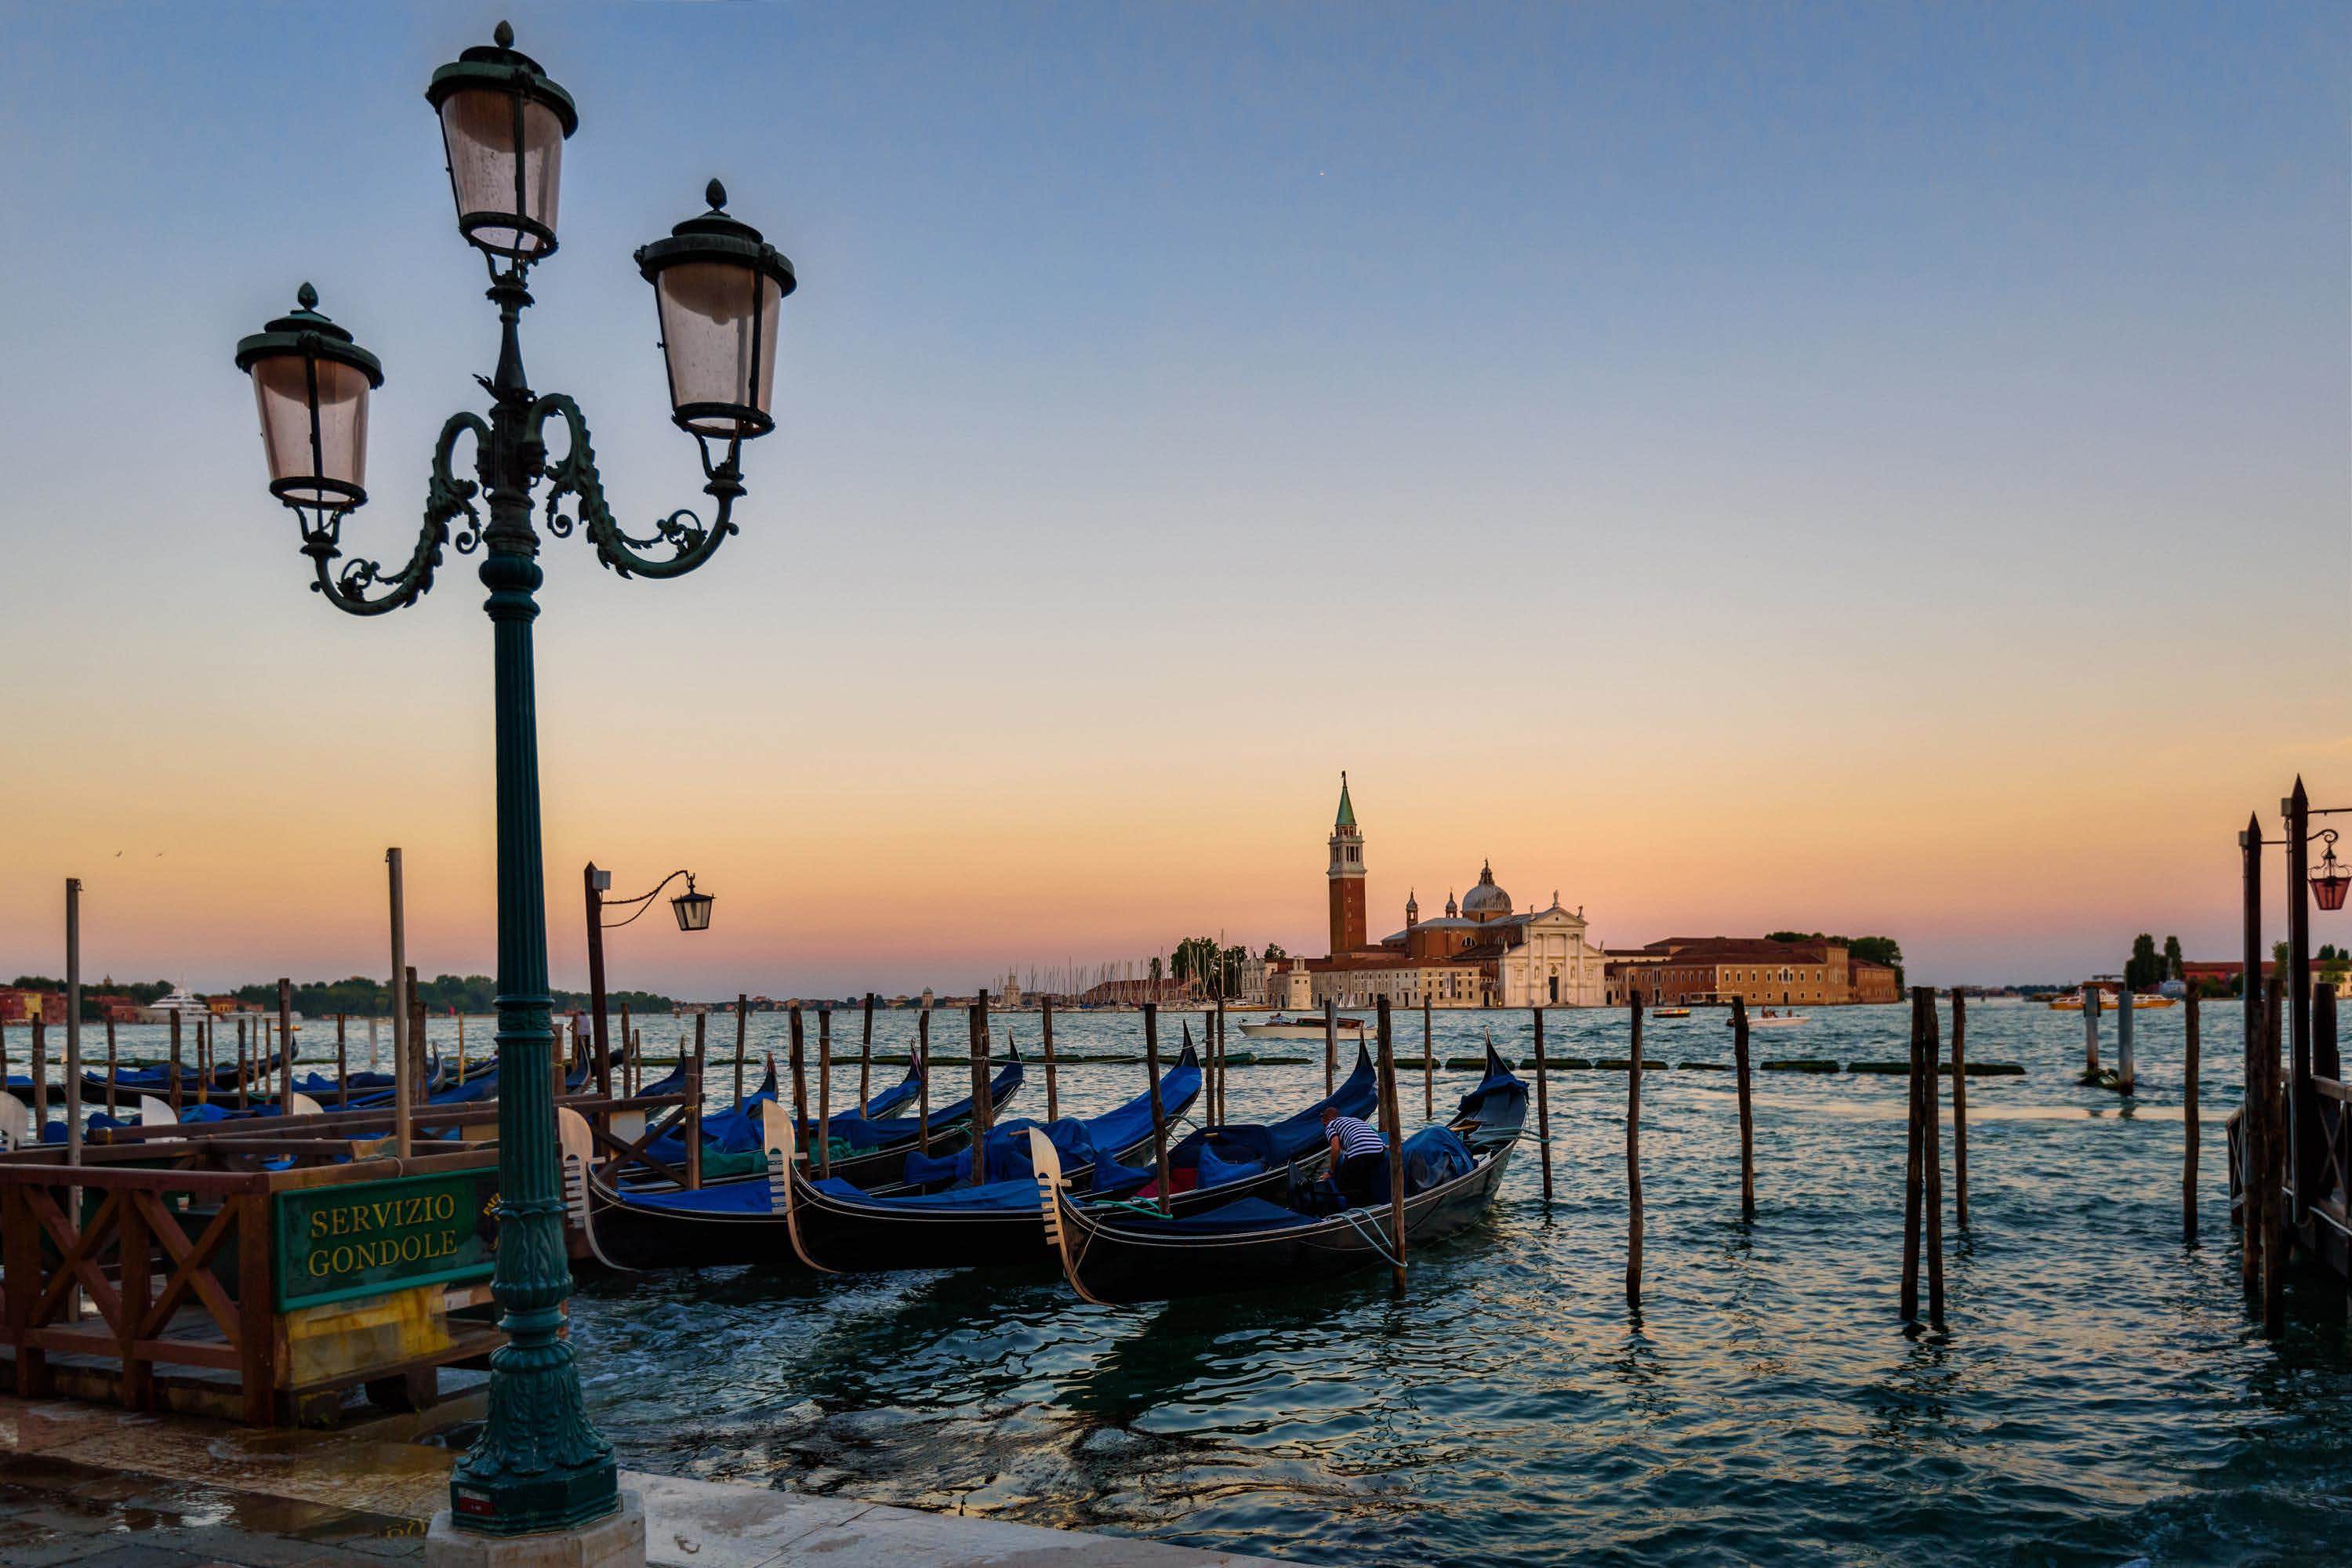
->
[[79, 1001, 2352, 1563]]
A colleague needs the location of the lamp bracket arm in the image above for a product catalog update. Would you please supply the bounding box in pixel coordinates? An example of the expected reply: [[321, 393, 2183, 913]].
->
[[601, 869, 695, 929], [524, 394, 742, 580], [300, 412, 487, 616]]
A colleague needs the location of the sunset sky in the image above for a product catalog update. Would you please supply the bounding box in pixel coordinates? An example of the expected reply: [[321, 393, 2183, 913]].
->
[[2, 3, 2345, 997]]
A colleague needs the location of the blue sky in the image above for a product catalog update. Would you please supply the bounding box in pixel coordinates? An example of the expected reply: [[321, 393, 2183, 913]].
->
[[0, 3, 2344, 993]]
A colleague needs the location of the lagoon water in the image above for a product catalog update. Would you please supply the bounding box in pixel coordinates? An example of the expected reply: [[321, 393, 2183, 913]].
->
[[60, 1001, 2348, 1563]]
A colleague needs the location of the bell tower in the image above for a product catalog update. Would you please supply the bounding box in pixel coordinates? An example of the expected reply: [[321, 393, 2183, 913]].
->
[[1327, 772, 1367, 954]]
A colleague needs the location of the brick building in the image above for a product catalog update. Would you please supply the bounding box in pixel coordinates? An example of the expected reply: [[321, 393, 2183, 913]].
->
[[1605, 936, 1900, 1007]]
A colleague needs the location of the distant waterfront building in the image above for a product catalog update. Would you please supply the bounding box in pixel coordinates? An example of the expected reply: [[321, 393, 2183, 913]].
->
[[1604, 937, 1900, 1007], [1266, 775, 1610, 1009]]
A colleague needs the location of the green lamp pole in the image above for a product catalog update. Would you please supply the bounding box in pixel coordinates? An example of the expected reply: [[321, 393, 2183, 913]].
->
[[230, 23, 795, 1537]]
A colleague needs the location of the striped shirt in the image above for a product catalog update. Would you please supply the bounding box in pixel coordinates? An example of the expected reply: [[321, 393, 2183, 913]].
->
[[1328, 1116, 1386, 1160]]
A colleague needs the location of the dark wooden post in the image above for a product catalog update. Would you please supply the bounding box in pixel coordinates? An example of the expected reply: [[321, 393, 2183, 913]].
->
[[196, 1019, 209, 1109], [103, 1018, 118, 1118], [2289, 779, 2314, 1228], [916, 1003, 932, 1153], [1377, 996, 1408, 1292], [1922, 992, 1946, 1329], [168, 1010, 183, 1114], [2083, 985, 2101, 1078], [2263, 976, 2285, 1336], [276, 979, 294, 1110], [858, 993, 875, 1116], [1626, 995, 1644, 1305], [1040, 995, 1058, 1122], [1950, 991, 1969, 1229], [2240, 814, 2264, 1294], [816, 1007, 833, 1180], [687, 1014, 706, 1189], [788, 1004, 809, 1165], [1142, 1003, 1173, 1211], [30, 1017, 49, 1130], [235, 1016, 249, 1111], [734, 995, 748, 1106], [972, 989, 995, 1173], [1214, 996, 1228, 1126], [1733, 996, 1755, 1220], [335, 1014, 348, 1106], [619, 1001, 635, 1098], [1421, 995, 1434, 1121], [2183, 985, 2201, 1244], [1901, 989, 1926, 1323], [1530, 1007, 1553, 1203], [1323, 996, 1338, 1096]]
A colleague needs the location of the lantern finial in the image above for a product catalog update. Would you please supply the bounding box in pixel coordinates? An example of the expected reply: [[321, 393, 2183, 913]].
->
[[296, 281, 318, 310], [706, 178, 728, 211], [494, 19, 514, 47]]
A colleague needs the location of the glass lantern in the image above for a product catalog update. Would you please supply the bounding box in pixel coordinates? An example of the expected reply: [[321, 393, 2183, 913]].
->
[[423, 22, 579, 261], [233, 284, 384, 510], [635, 180, 797, 443], [671, 877, 715, 932]]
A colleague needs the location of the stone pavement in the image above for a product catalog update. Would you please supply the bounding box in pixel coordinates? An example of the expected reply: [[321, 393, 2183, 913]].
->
[[0, 1396, 1283, 1567]]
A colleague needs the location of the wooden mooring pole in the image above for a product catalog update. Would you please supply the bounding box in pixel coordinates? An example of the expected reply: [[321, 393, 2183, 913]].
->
[[235, 1017, 249, 1111], [2183, 986, 2200, 1244], [2263, 976, 2285, 1337], [1530, 1007, 1553, 1203], [1040, 994, 1058, 1122], [1143, 1002, 1173, 1211], [973, 989, 995, 1171], [2240, 814, 2265, 1298], [2117, 977, 2136, 1096], [277, 979, 294, 1109], [1377, 996, 1407, 1292], [734, 995, 748, 1106], [335, 1014, 348, 1106], [1922, 989, 1947, 1329], [1421, 994, 1434, 1122], [1324, 996, 1338, 1096], [1626, 995, 1644, 1305], [916, 1002, 932, 1154], [1950, 991, 1969, 1229], [1733, 996, 1755, 1221], [103, 1018, 117, 1119], [1901, 989, 1926, 1323], [686, 1014, 706, 1189], [858, 993, 875, 1116], [31, 1018, 46, 1132], [1215, 995, 1228, 1126], [168, 1010, 183, 1114], [816, 1007, 833, 1181], [788, 1004, 809, 1165], [2083, 984, 2101, 1078]]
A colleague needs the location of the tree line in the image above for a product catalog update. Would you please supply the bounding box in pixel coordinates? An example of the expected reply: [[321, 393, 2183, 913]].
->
[[8, 973, 673, 1020]]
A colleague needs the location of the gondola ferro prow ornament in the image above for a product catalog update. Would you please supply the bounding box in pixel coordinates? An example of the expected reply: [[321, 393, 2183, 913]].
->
[[764, 1099, 837, 1273], [1029, 1128, 1107, 1306]]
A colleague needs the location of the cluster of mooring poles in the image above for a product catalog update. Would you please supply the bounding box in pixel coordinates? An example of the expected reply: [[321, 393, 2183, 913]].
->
[[2231, 775, 2352, 1338]]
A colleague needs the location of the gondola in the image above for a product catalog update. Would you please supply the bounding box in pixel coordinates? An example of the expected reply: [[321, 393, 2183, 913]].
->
[[560, 1044, 1091, 1279], [78, 1041, 298, 1098], [591, 1044, 1023, 1200], [1031, 1044, 1526, 1305]]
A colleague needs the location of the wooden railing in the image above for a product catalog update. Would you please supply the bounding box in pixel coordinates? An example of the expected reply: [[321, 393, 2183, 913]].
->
[[0, 1143, 499, 1425]]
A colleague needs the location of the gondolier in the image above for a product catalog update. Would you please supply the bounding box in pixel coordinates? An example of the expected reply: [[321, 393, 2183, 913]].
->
[[1323, 1107, 1387, 1205]]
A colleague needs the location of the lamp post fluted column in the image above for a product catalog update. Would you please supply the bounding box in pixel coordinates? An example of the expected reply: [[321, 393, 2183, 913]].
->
[[232, 24, 794, 1541], [448, 289, 619, 1530]]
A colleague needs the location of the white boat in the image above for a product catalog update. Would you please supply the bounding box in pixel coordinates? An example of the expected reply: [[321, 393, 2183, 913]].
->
[[1238, 1014, 1367, 1041], [140, 985, 212, 1026], [1733, 1012, 1810, 1029]]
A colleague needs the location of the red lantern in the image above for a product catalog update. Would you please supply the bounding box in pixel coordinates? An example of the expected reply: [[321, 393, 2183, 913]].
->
[[2313, 831, 2350, 912]]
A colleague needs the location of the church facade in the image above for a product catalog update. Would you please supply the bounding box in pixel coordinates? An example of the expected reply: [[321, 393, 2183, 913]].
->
[[1266, 776, 1610, 1009]]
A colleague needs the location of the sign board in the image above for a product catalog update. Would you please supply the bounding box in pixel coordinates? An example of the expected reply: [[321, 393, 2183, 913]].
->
[[274, 1168, 499, 1310]]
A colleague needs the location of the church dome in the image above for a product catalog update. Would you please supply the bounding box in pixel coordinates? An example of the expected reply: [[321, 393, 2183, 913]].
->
[[1461, 860, 1512, 921]]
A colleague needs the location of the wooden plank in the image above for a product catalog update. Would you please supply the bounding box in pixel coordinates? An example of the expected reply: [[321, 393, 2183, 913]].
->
[[236, 1192, 275, 1424]]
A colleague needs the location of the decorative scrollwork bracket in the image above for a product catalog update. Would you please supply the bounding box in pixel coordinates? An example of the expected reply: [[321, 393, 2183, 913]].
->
[[524, 393, 742, 580], [299, 412, 488, 616]]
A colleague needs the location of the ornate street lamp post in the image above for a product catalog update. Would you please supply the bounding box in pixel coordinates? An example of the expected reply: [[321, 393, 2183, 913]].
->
[[230, 23, 793, 1540]]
